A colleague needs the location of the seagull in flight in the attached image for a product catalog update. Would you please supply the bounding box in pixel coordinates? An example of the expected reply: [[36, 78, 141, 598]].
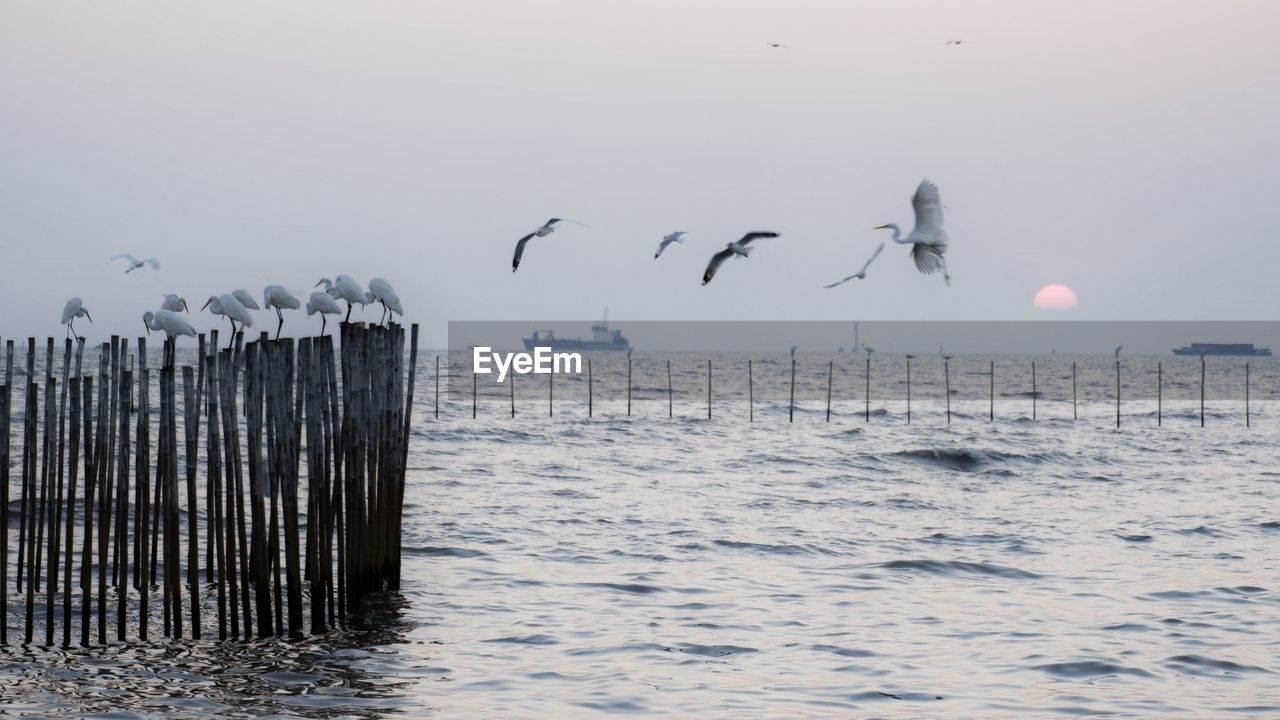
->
[[766, 42, 788, 48], [111, 253, 160, 273], [512, 218, 588, 272], [875, 179, 951, 286], [654, 231, 688, 259], [945, 40, 964, 45], [701, 232, 779, 285], [824, 242, 886, 288]]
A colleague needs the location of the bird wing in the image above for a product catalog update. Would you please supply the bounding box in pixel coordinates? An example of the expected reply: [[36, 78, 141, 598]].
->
[[111, 253, 140, 265], [910, 180, 947, 243], [61, 298, 82, 324], [702, 248, 735, 285], [655, 238, 671, 258], [823, 274, 860, 289], [144, 257, 160, 269], [737, 231, 779, 247], [859, 242, 886, 274], [513, 233, 534, 271], [911, 243, 944, 275]]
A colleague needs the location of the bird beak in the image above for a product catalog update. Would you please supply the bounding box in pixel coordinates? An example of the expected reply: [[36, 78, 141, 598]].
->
[[144, 321, 150, 336], [314, 279, 325, 287], [874, 224, 890, 229], [85, 310, 93, 323], [181, 299, 189, 312], [200, 299, 211, 311]]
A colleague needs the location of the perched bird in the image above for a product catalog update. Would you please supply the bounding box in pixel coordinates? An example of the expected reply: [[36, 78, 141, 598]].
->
[[875, 179, 951, 285], [143, 310, 197, 339], [824, 242, 886, 288], [512, 218, 587, 272], [232, 289, 261, 310], [367, 277, 403, 325], [200, 293, 254, 349], [654, 231, 688, 259], [111, 253, 160, 273], [1115, 346, 1123, 359], [61, 298, 92, 341], [306, 291, 343, 335], [161, 294, 188, 313], [263, 285, 302, 340], [316, 275, 367, 322], [700, 232, 779, 285], [790, 345, 798, 357]]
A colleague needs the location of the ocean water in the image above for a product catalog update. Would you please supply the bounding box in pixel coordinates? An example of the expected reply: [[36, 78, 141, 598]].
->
[[2, 351, 1279, 718]]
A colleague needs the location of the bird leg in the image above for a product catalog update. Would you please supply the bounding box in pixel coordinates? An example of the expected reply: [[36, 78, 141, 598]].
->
[[321, 315, 328, 336], [380, 302, 388, 326], [227, 319, 238, 350], [345, 303, 352, 323], [275, 308, 284, 341]]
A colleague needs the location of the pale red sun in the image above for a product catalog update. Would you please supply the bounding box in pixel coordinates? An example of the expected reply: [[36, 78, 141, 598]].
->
[[1034, 284, 1079, 310]]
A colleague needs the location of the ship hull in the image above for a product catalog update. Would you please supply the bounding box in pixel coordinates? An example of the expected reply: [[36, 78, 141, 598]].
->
[[523, 339, 630, 352], [1173, 344, 1271, 356]]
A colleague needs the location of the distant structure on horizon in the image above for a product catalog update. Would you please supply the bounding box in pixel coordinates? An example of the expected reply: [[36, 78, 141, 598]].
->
[[1172, 342, 1271, 357], [524, 318, 630, 352]]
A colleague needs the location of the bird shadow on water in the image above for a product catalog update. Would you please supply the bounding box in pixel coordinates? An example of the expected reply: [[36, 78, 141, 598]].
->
[[0, 591, 427, 719]]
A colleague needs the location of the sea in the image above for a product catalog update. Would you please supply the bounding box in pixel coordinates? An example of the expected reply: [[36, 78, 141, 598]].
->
[[2, 351, 1278, 718]]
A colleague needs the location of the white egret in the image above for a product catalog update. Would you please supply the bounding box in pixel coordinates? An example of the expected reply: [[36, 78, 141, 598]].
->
[[161, 294, 188, 313], [824, 242, 886, 288], [367, 277, 403, 325], [232, 289, 261, 310], [263, 285, 302, 339], [143, 310, 197, 339], [875, 179, 951, 286], [700, 232, 779, 285], [512, 218, 588, 272], [110, 253, 160, 273], [1115, 346, 1123, 359], [654, 231, 688, 259], [315, 275, 367, 322], [306, 291, 343, 335], [61, 298, 92, 341], [200, 293, 254, 349]]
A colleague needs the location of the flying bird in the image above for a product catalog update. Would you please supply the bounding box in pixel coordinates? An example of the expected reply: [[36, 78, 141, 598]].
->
[[766, 42, 788, 48], [512, 218, 587, 272], [875, 179, 951, 285], [143, 310, 197, 339], [367, 277, 403, 325], [160, 294, 188, 313], [111, 253, 160, 273], [654, 231, 688, 259], [263, 285, 301, 339], [945, 40, 964, 45], [701, 232, 779, 285], [306, 291, 343, 335], [61, 298, 92, 342], [316, 275, 368, 322], [232, 289, 261, 310], [200, 293, 254, 349], [824, 242, 886, 288]]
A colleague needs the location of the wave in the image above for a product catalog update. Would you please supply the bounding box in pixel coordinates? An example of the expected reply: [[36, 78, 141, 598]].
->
[[876, 559, 1042, 580]]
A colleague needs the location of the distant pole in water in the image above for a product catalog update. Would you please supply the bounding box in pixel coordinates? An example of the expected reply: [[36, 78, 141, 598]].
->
[[706, 359, 711, 420], [748, 359, 754, 423], [1031, 361, 1036, 421], [510, 369, 515, 418], [667, 360, 672, 419], [905, 356, 912, 424], [1245, 362, 1250, 428], [789, 357, 796, 423], [472, 371, 477, 419], [1200, 357, 1206, 428], [990, 360, 995, 422], [1157, 362, 1162, 426], [434, 355, 439, 419], [825, 360, 833, 423], [588, 358, 593, 419], [945, 358, 951, 424], [1115, 359, 1121, 428], [864, 355, 871, 423], [549, 368, 554, 417], [1071, 361, 1077, 421], [626, 352, 632, 417]]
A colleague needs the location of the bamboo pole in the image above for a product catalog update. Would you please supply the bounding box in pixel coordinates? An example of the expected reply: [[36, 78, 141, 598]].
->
[[825, 360, 833, 423], [706, 359, 710, 420], [945, 358, 951, 425], [748, 359, 753, 423], [1031, 361, 1036, 421], [1071, 361, 1076, 421], [667, 361, 672, 419], [864, 356, 870, 423], [1200, 358, 1206, 428], [1245, 363, 1250, 428], [588, 358, 593, 418], [789, 358, 795, 423], [906, 357, 911, 425], [1157, 362, 1162, 427]]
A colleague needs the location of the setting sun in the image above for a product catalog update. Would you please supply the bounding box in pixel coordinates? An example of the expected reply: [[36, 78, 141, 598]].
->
[[1034, 284, 1079, 310]]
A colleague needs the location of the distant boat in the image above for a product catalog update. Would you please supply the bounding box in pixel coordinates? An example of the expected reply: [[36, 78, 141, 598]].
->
[[1172, 342, 1271, 357], [523, 321, 630, 352]]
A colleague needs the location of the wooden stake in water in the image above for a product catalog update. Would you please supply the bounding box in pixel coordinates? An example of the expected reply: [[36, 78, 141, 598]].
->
[[1116, 359, 1122, 429], [667, 361, 672, 419], [1245, 363, 1250, 428], [1031, 361, 1036, 421], [825, 360, 833, 423], [472, 370, 477, 419], [549, 368, 554, 417], [588, 358, 593, 418], [706, 359, 711, 420], [626, 351, 632, 417], [788, 357, 796, 423], [1071, 361, 1077, 421], [864, 356, 870, 423], [435, 355, 439, 419], [906, 357, 912, 425], [1157, 362, 1162, 426], [945, 358, 951, 425], [510, 369, 515, 418], [1200, 357, 1206, 428], [748, 359, 754, 423], [990, 360, 995, 422]]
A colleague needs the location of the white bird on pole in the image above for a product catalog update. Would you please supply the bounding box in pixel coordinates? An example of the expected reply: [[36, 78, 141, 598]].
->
[[701, 232, 779, 285], [1115, 346, 1123, 359], [875, 179, 951, 285], [232, 289, 261, 310], [654, 231, 688, 259], [110, 253, 160, 273], [824, 242, 886, 288], [143, 309, 197, 339], [61, 298, 92, 341], [512, 218, 588, 272], [263, 285, 302, 339], [306, 291, 343, 335], [316, 275, 367, 322], [367, 277, 403, 325], [200, 293, 254, 349], [160, 294, 188, 313]]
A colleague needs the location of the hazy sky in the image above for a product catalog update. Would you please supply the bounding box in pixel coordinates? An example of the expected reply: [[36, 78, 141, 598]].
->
[[3, 1, 1278, 345]]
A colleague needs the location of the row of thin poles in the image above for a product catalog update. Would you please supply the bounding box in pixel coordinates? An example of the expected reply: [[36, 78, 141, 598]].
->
[[459, 357, 1256, 425], [0, 323, 417, 647]]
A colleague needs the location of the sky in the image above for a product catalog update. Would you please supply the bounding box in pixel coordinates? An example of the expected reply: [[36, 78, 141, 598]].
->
[[3, 0, 1278, 346]]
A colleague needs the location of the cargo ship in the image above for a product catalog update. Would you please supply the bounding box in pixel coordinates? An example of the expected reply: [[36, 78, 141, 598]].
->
[[523, 321, 631, 352], [1172, 342, 1272, 357]]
